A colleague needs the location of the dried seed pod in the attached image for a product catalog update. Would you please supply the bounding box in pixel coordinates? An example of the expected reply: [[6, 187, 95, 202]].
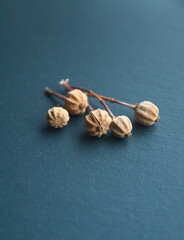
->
[[110, 116, 132, 138], [134, 101, 160, 126], [65, 89, 88, 115], [46, 107, 70, 128], [84, 108, 112, 137]]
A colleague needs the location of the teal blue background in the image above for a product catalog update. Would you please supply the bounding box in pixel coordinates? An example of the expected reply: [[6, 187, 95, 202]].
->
[[1, 0, 184, 239]]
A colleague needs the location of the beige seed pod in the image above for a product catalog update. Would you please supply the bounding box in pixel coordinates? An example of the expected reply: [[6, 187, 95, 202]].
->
[[65, 89, 88, 115], [134, 101, 160, 126], [46, 107, 70, 128], [84, 108, 112, 137], [110, 115, 132, 138]]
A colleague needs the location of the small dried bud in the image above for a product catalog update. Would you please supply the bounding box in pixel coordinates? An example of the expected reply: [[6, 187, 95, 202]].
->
[[110, 116, 132, 138], [84, 108, 112, 137], [46, 107, 70, 128], [65, 89, 88, 115], [135, 101, 160, 126]]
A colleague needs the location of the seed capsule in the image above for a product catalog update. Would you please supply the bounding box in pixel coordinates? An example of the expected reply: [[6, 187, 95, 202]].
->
[[134, 101, 160, 126], [46, 107, 70, 128], [110, 116, 132, 138], [65, 89, 88, 115], [84, 108, 112, 137]]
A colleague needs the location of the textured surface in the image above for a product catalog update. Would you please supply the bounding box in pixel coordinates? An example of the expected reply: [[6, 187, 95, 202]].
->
[[0, 0, 184, 239]]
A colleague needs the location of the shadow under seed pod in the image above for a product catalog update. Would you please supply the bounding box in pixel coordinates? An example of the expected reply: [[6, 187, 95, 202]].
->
[[40, 124, 67, 138], [132, 121, 157, 137], [78, 130, 129, 149]]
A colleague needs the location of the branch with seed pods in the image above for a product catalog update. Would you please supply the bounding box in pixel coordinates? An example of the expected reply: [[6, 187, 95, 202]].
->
[[67, 84, 160, 124], [60, 80, 133, 138], [45, 79, 160, 138]]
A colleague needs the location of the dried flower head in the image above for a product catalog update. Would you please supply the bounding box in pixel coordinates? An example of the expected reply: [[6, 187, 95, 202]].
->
[[135, 101, 160, 126], [110, 115, 132, 138], [84, 108, 112, 137], [46, 107, 70, 128], [65, 89, 88, 115]]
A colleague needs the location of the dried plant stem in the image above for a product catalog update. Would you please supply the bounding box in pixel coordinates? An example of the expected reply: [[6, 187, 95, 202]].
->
[[45, 87, 67, 101], [86, 102, 94, 111], [71, 86, 137, 109], [94, 95, 137, 109], [62, 81, 73, 91], [90, 91, 115, 119]]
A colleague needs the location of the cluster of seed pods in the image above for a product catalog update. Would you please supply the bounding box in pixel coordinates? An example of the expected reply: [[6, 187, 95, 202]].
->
[[45, 79, 160, 138]]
